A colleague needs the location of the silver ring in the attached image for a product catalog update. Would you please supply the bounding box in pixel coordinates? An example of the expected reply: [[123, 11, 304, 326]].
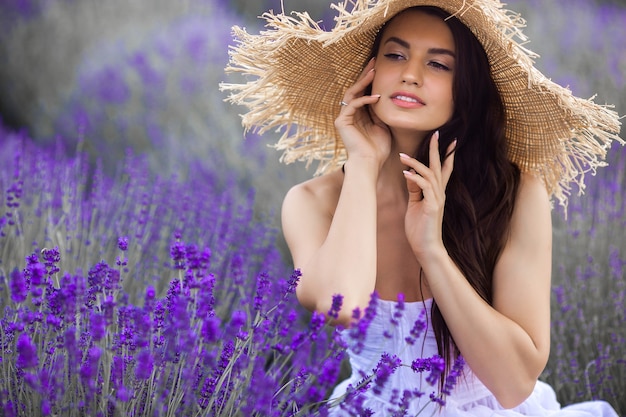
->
[[340, 101, 349, 107]]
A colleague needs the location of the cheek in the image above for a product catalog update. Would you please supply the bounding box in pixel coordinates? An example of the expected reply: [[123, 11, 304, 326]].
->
[[441, 83, 455, 118]]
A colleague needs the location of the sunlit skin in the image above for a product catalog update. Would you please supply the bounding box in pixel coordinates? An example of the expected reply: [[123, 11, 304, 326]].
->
[[281, 9, 552, 409]]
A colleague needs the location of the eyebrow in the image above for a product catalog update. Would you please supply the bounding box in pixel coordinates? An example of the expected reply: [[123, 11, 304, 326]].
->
[[384, 36, 456, 58]]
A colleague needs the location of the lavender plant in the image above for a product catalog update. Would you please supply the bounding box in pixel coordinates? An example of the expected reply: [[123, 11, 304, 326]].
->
[[541, 141, 626, 415], [0, 126, 464, 416]]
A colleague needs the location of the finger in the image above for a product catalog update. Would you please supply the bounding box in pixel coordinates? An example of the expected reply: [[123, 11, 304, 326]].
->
[[338, 94, 381, 115], [399, 153, 429, 178], [403, 170, 425, 203], [441, 139, 457, 187], [428, 130, 442, 177], [335, 94, 381, 131]]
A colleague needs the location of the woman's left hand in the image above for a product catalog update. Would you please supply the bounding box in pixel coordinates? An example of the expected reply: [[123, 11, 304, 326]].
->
[[400, 131, 456, 259]]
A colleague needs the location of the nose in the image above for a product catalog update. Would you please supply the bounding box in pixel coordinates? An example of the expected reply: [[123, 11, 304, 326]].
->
[[401, 61, 422, 86]]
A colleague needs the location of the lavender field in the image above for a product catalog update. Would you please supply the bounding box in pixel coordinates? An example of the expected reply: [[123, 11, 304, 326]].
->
[[1, 0, 625, 415]]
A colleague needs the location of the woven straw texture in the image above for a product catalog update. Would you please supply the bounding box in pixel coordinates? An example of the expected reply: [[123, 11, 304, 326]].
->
[[221, 0, 622, 206]]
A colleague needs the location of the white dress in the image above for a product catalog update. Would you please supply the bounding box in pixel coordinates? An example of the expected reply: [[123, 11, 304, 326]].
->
[[327, 298, 619, 416]]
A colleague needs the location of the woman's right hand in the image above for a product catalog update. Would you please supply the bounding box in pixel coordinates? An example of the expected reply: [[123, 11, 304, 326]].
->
[[334, 58, 391, 169]]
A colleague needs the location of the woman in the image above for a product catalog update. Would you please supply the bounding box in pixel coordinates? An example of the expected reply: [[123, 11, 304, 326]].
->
[[223, 0, 621, 415]]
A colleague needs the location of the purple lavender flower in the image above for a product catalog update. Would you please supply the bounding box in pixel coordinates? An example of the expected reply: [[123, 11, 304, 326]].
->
[[41, 246, 61, 276], [16, 333, 38, 369], [80, 346, 103, 384], [328, 294, 344, 320], [230, 309, 246, 328], [110, 355, 125, 387], [103, 268, 121, 291], [90, 311, 106, 341], [253, 271, 271, 312], [135, 349, 154, 380], [2, 401, 16, 417], [442, 355, 465, 395], [348, 292, 379, 354], [196, 273, 216, 319], [411, 355, 446, 385], [9, 268, 28, 303], [170, 239, 186, 269], [308, 311, 327, 342], [372, 353, 402, 395], [133, 308, 152, 348], [429, 392, 446, 406], [426, 356, 445, 386], [25, 258, 45, 287], [144, 285, 156, 311], [286, 269, 301, 295], [102, 295, 116, 326], [117, 236, 129, 251], [391, 293, 405, 324], [201, 316, 221, 343], [405, 309, 427, 345]]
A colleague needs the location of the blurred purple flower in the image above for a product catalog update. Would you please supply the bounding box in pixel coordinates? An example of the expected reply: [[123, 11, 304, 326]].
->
[[349, 292, 379, 354], [80, 66, 131, 104], [202, 316, 221, 343], [405, 309, 428, 345], [80, 346, 102, 383], [9, 268, 28, 303], [230, 310, 247, 329], [117, 236, 129, 251], [16, 333, 38, 369], [170, 240, 186, 269], [135, 349, 154, 380], [442, 355, 465, 395], [90, 311, 106, 341]]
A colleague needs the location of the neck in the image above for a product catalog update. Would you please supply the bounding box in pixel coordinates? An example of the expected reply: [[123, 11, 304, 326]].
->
[[390, 127, 428, 157], [377, 129, 428, 196]]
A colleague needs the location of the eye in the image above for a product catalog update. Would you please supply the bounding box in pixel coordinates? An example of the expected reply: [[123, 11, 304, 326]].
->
[[429, 61, 451, 71], [383, 52, 405, 61]]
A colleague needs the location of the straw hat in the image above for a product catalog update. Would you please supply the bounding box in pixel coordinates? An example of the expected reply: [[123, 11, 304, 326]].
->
[[221, 0, 622, 206]]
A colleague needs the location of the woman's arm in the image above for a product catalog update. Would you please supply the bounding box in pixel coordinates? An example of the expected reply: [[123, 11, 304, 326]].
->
[[402, 137, 552, 408], [281, 59, 390, 326], [282, 158, 380, 326], [425, 174, 551, 408]]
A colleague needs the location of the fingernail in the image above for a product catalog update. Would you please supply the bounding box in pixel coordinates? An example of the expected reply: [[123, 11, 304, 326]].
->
[[402, 170, 413, 176], [433, 130, 440, 140], [399, 153, 409, 159]]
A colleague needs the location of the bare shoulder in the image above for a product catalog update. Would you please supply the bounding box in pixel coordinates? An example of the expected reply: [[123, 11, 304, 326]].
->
[[282, 169, 344, 216], [517, 172, 550, 204], [281, 169, 344, 266], [511, 172, 552, 231]]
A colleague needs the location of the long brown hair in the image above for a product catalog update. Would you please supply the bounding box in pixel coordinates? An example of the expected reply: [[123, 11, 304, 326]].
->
[[371, 6, 521, 386]]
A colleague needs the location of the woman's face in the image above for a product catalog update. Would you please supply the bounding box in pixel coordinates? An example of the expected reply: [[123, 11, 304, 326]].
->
[[370, 9, 455, 136]]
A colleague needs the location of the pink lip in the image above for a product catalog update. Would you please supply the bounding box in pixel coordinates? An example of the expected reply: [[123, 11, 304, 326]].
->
[[390, 91, 425, 109]]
